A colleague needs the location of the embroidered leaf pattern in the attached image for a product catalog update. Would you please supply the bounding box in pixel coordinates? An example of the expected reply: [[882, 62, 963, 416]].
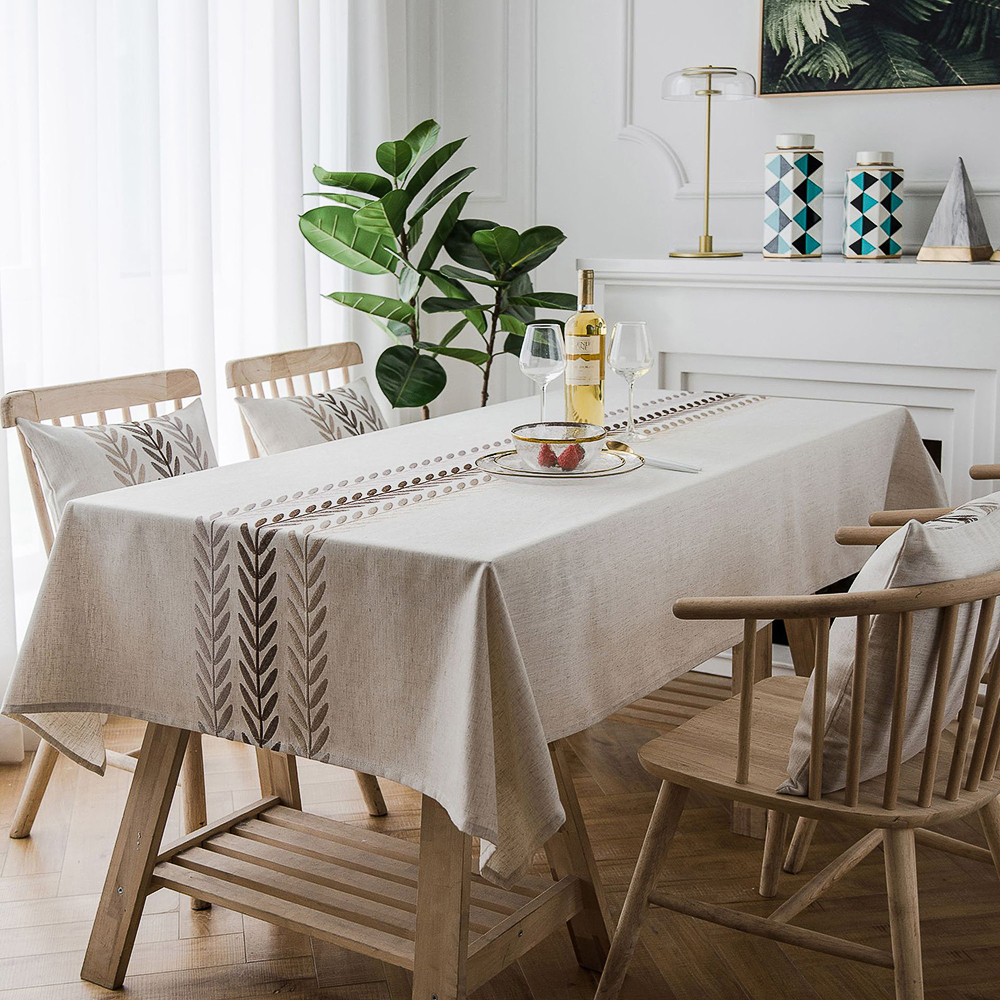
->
[[289, 395, 341, 443], [285, 531, 330, 756], [237, 521, 281, 748], [317, 386, 386, 437], [81, 426, 146, 487], [127, 421, 181, 478], [163, 415, 212, 471], [194, 516, 233, 735]]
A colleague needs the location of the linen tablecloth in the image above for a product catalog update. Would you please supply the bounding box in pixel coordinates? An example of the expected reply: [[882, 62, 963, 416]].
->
[[3, 389, 945, 883]]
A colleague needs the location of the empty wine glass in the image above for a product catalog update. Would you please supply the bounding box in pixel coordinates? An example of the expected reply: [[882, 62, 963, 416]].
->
[[519, 323, 566, 421], [609, 321, 653, 443]]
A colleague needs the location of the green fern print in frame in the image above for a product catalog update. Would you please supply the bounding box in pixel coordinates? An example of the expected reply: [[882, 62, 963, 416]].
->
[[759, 0, 1000, 95]]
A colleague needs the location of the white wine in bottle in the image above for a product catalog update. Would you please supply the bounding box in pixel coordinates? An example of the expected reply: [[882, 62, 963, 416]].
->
[[564, 269, 606, 426]]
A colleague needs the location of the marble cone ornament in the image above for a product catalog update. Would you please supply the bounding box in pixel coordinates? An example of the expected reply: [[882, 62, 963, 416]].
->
[[917, 157, 993, 262]]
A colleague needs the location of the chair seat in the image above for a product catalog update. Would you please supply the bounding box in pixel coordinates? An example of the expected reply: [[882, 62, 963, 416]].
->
[[638, 676, 1000, 830]]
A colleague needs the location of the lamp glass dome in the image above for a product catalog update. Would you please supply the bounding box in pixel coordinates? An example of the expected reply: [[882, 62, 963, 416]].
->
[[661, 66, 756, 101]]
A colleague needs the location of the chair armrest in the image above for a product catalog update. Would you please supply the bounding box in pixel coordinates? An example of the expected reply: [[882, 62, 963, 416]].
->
[[970, 464, 1000, 481], [835, 525, 899, 546], [867, 507, 953, 526], [673, 569, 1000, 621]]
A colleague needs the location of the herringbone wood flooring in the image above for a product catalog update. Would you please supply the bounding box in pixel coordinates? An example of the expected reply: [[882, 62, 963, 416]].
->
[[1, 673, 999, 1000]]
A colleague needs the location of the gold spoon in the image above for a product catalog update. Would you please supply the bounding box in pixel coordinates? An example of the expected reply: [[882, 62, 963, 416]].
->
[[606, 439, 701, 474]]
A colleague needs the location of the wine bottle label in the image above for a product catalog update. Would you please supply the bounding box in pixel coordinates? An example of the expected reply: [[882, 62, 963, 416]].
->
[[566, 334, 602, 355], [565, 359, 602, 385]]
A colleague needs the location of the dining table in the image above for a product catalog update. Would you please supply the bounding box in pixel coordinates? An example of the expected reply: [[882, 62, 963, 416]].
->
[[2, 386, 947, 999]]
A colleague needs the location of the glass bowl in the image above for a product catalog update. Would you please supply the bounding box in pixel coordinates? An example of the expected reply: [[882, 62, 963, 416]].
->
[[510, 421, 607, 473]]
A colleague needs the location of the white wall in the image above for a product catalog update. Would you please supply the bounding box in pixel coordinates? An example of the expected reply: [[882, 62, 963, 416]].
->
[[415, 0, 1000, 398], [537, 0, 1000, 289]]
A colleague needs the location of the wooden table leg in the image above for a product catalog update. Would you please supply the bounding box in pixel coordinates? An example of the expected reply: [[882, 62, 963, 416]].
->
[[411, 795, 473, 1000], [784, 618, 817, 678], [256, 747, 302, 808], [181, 733, 210, 910], [731, 624, 772, 840], [81, 724, 189, 989], [544, 739, 613, 971]]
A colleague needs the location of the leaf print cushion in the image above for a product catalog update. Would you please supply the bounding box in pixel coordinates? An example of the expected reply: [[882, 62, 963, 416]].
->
[[18, 398, 217, 524], [234, 376, 386, 457]]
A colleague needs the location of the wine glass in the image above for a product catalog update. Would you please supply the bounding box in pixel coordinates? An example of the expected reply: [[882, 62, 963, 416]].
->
[[609, 321, 653, 443], [519, 323, 566, 422]]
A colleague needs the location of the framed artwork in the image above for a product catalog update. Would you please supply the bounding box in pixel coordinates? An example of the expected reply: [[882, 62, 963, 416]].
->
[[759, 0, 1000, 96]]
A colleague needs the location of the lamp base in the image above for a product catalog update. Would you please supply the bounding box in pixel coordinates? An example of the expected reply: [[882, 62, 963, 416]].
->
[[669, 250, 743, 258], [669, 234, 741, 259]]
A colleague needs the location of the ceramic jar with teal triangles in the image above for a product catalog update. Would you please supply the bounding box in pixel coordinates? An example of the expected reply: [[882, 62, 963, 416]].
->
[[763, 134, 823, 258], [843, 152, 904, 258]]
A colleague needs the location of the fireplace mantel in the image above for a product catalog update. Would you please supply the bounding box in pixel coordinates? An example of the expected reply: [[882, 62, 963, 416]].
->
[[582, 255, 1000, 503]]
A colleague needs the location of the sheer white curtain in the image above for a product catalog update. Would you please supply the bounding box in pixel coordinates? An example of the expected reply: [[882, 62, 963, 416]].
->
[[0, 0, 393, 753]]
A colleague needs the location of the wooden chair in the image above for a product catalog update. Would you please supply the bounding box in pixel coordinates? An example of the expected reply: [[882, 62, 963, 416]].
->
[[225, 342, 388, 818], [595, 570, 1000, 1000], [2, 369, 212, 909], [781, 461, 1000, 875], [225, 341, 364, 459]]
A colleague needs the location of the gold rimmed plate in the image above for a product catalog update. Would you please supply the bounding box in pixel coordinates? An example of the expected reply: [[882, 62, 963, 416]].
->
[[475, 449, 643, 479]]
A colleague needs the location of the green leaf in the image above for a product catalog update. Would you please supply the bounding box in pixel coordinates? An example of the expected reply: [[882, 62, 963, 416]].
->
[[507, 292, 577, 310], [397, 260, 421, 302], [444, 218, 498, 273], [405, 138, 467, 200], [303, 192, 374, 208], [422, 296, 486, 314], [376, 345, 446, 408], [507, 226, 566, 276], [423, 268, 489, 335], [472, 226, 520, 274], [353, 190, 411, 236], [312, 166, 391, 197], [440, 318, 468, 346], [403, 119, 440, 161], [387, 319, 413, 342], [407, 215, 424, 247], [375, 140, 412, 178], [500, 314, 527, 355], [415, 342, 490, 366], [439, 264, 504, 287], [300, 206, 397, 275], [418, 191, 471, 272], [763, 0, 866, 57], [325, 292, 414, 322], [408, 167, 477, 226], [503, 273, 534, 324]]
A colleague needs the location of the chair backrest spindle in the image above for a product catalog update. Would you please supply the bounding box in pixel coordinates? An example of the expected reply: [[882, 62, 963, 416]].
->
[[808, 619, 831, 801], [947, 597, 995, 799], [917, 603, 960, 806], [967, 644, 1000, 792], [882, 611, 914, 809], [844, 613, 870, 807], [735, 618, 757, 785]]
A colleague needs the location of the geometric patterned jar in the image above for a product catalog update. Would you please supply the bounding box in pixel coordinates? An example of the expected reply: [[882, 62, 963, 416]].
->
[[843, 151, 904, 259], [763, 133, 823, 258]]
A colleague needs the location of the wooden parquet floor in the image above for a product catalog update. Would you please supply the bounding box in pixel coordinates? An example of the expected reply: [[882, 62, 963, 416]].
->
[[1, 673, 999, 1000]]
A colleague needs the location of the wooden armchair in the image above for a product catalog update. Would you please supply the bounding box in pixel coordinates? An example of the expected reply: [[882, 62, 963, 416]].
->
[[595, 572, 1000, 1000], [2, 370, 211, 908], [225, 343, 388, 818]]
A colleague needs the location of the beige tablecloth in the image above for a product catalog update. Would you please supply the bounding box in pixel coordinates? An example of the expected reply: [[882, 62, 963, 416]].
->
[[3, 390, 945, 883]]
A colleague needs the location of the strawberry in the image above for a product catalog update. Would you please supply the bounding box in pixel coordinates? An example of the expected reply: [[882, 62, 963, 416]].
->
[[537, 443, 558, 467], [557, 443, 585, 471]]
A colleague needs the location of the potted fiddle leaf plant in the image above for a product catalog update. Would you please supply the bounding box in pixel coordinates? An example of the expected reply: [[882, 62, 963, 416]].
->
[[300, 119, 575, 416]]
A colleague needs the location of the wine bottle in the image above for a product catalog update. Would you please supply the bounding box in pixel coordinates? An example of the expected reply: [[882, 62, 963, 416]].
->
[[564, 269, 606, 426]]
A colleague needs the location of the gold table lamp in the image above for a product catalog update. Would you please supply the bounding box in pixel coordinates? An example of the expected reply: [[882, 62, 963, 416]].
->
[[663, 66, 756, 258]]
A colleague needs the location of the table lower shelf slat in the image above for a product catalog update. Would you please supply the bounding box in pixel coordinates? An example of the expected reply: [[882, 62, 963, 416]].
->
[[150, 802, 582, 976]]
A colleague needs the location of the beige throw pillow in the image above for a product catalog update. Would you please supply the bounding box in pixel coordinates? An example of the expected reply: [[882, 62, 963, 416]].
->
[[234, 377, 386, 456], [18, 398, 217, 524], [781, 492, 1000, 796]]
